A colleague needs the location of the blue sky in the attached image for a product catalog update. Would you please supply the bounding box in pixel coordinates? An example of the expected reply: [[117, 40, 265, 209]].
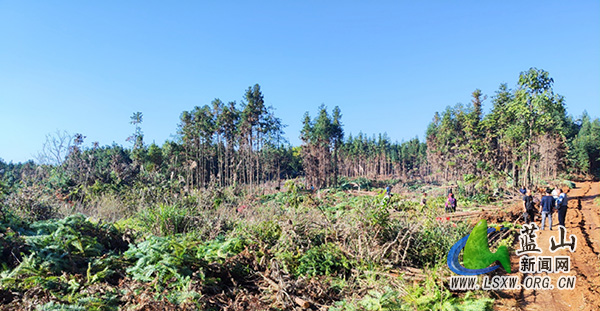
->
[[1, 1, 599, 163]]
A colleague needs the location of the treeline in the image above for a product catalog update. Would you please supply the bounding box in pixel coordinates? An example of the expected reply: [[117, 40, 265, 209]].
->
[[300, 105, 427, 189], [9, 84, 427, 201], [175, 84, 295, 188], [2, 69, 599, 202], [426, 68, 600, 190], [339, 134, 427, 180], [7, 85, 303, 202], [569, 112, 600, 177]]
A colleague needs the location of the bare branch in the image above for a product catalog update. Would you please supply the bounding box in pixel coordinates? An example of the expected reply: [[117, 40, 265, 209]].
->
[[35, 130, 73, 165]]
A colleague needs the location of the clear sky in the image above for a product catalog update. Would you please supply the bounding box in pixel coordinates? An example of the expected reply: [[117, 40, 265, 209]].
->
[[1, 1, 599, 163]]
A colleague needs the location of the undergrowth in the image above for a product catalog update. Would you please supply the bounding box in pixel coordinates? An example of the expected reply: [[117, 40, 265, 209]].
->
[[0, 179, 496, 310]]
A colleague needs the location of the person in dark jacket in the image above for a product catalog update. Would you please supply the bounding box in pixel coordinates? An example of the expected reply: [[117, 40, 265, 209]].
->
[[519, 186, 527, 195], [540, 189, 555, 230], [556, 188, 568, 227], [522, 189, 535, 224]]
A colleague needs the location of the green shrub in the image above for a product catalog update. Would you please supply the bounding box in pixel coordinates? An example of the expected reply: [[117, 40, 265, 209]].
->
[[124, 234, 246, 292], [36, 301, 87, 311], [353, 177, 372, 191], [394, 199, 420, 212], [137, 203, 190, 236], [409, 220, 470, 267], [247, 220, 282, 247], [4, 185, 60, 221], [124, 235, 204, 291], [331, 287, 403, 311], [284, 180, 304, 208], [402, 266, 494, 310], [337, 176, 353, 190], [0, 214, 126, 308], [297, 243, 351, 277], [470, 193, 491, 204], [428, 195, 447, 209], [360, 193, 392, 237], [0, 206, 30, 234]]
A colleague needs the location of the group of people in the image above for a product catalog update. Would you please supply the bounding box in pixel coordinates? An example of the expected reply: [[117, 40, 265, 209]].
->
[[521, 185, 569, 230], [419, 189, 455, 213], [385, 184, 567, 224], [415, 190, 456, 213], [385, 187, 455, 213]]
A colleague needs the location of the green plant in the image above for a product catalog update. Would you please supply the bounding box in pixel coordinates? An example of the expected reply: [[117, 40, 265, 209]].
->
[[402, 265, 493, 310], [36, 301, 87, 311], [247, 220, 282, 247], [124, 234, 246, 295], [297, 243, 351, 277], [353, 177, 372, 191], [124, 235, 206, 291], [362, 193, 391, 236], [21, 214, 125, 273], [0, 214, 127, 310], [331, 287, 403, 311], [284, 180, 303, 208], [470, 193, 491, 204], [409, 220, 470, 267], [137, 203, 190, 236]]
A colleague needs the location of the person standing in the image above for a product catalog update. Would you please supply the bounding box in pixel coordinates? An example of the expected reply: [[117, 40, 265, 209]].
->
[[420, 192, 427, 207], [522, 189, 536, 224], [385, 185, 392, 198], [519, 186, 527, 195], [551, 185, 560, 201], [540, 189, 555, 230], [556, 188, 568, 227], [445, 193, 457, 213]]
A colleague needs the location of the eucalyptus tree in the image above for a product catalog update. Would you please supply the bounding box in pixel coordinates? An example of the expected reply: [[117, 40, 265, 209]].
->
[[428, 68, 569, 187], [513, 68, 566, 185], [483, 83, 515, 180]]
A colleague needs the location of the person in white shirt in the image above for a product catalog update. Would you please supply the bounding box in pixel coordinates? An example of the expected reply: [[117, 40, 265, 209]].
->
[[551, 185, 560, 200]]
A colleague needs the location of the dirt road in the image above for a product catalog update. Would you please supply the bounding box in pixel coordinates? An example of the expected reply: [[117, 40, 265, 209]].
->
[[494, 181, 600, 310]]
